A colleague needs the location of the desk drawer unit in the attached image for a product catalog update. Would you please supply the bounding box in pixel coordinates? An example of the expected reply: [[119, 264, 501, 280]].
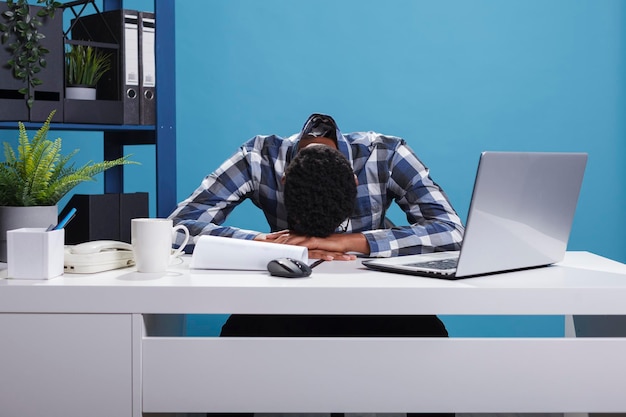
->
[[141, 335, 626, 414]]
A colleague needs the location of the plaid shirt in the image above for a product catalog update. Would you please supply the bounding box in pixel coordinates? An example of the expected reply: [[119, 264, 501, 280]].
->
[[170, 130, 464, 257]]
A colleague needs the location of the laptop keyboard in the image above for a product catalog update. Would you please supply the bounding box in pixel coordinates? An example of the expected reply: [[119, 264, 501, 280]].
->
[[407, 258, 458, 270]]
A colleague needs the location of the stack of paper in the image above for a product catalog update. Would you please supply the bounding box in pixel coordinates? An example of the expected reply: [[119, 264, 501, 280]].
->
[[190, 235, 308, 270]]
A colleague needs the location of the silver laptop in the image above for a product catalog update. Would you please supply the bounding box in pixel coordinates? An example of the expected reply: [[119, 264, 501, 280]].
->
[[362, 151, 588, 279]]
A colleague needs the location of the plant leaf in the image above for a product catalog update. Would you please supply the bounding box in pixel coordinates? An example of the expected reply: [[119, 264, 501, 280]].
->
[[0, 111, 139, 206]]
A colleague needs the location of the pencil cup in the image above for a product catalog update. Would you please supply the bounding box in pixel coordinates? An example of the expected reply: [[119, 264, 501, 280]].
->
[[7, 228, 65, 279], [131, 218, 190, 273]]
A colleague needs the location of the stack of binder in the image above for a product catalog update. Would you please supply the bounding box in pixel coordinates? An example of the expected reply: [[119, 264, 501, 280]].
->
[[69, 9, 156, 125]]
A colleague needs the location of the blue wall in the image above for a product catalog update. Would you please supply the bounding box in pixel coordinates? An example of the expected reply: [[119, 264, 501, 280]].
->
[[175, 0, 626, 265], [174, 0, 626, 337], [2, 0, 624, 337]]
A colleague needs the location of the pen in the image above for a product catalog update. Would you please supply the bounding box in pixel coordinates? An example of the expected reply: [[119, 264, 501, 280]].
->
[[53, 207, 77, 230]]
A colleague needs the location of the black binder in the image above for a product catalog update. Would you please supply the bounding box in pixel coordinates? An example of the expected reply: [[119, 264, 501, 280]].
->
[[71, 10, 140, 125], [138, 11, 156, 125]]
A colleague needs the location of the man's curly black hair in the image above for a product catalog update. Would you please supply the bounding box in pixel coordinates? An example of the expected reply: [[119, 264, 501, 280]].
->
[[284, 145, 357, 237]]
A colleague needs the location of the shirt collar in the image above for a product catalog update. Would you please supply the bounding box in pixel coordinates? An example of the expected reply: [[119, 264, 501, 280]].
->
[[289, 125, 354, 168]]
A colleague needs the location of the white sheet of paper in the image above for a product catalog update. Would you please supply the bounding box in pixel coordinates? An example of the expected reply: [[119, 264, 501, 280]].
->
[[190, 235, 308, 270]]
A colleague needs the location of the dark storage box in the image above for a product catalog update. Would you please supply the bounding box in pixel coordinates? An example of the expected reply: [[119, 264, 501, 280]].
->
[[63, 99, 124, 124], [60, 193, 149, 244]]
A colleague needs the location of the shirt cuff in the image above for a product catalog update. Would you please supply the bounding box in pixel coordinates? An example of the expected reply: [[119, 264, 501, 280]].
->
[[231, 230, 262, 240], [362, 230, 393, 258]]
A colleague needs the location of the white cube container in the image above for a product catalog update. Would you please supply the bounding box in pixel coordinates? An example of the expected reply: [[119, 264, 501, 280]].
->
[[7, 228, 64, 279]]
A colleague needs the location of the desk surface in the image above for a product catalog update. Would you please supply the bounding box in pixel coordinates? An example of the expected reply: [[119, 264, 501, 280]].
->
[[1, 251, 626, 315]]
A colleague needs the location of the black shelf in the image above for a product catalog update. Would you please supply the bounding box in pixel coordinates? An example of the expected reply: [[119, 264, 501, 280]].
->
[[0, 122, 154, 132]]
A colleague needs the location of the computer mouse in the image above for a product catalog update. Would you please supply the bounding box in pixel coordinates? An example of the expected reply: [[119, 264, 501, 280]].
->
[[267, 257, 312, 278]]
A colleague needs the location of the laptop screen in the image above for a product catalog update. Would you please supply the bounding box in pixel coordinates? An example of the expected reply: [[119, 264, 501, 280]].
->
[[455, 151, 587, 277], [362, 151, 587, 279]]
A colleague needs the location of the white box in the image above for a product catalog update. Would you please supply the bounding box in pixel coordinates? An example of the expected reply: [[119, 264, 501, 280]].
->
[[7, 228, 65, 279]]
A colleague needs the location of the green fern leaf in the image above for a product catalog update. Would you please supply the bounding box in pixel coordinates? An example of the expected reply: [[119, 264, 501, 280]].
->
[[0, 110, 139, 206]]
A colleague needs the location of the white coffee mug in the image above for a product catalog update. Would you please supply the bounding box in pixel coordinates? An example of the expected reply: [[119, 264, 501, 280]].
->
[[131, 218, 190, 273]]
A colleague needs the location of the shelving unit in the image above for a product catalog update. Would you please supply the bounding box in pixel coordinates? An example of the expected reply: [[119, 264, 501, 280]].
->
[[0, 0, 176, 218]]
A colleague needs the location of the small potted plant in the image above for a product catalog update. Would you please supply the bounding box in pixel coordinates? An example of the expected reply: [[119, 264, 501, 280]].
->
[[65, 44, 112, 100], [0, 109, 137, 261]]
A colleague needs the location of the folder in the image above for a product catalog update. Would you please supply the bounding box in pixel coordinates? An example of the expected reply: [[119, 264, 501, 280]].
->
[[138, 11, 156, 125], [71, 10, 140, 125]]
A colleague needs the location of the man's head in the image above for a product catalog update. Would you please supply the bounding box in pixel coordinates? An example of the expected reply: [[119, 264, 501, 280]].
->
[[284, 144, 356, 237]]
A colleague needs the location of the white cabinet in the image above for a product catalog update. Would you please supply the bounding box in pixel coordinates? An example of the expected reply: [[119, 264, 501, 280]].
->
[[0, 314, 133, 417]]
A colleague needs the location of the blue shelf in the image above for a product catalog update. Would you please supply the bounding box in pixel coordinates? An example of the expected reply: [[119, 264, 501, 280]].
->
[[0, 0, 176, 218]]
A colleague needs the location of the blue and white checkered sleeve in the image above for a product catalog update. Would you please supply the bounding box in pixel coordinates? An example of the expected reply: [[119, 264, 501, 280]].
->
[[363, 142, 464, 257], [168, 144, 261, 243]]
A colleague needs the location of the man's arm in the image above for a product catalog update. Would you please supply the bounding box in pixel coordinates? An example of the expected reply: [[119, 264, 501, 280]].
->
[[360, 141, 464, 257], [262, 231, 369, 260], [169, 145, 261, 244]]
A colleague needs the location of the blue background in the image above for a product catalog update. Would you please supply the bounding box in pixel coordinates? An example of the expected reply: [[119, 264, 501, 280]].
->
[[2, 0, 624, 337]]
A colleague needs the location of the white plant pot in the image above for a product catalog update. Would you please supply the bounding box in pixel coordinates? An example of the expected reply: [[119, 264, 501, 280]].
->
[[66, 86, 96, 100], [0, 205, 58, 263]]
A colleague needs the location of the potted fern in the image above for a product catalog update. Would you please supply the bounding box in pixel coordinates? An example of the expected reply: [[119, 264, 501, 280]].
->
[[65, 44, 112, 100], [0, 110, 137, 261]]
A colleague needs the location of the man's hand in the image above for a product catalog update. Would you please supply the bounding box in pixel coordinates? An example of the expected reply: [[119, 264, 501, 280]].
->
[[262, 230, 370, 260]]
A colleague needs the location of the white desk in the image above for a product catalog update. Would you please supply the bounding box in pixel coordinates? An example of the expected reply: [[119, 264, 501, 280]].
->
[[1, 251, 626, 417]]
